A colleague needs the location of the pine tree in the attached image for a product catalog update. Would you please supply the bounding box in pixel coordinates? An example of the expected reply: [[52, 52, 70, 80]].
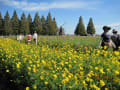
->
[[33, 12, 42, 35], [20, 13, 29, 35], [41, 15, 46, 35], [27, 13, 32, 34], [4, 11, 12, 35], [0, 12, 3, 35], [52, 17, 58, 35], [46, 12, 54, 35], [41, 16, 45, 24], [87, 17, 96, 35], [74, 16, 86, 36], [11, 10, 19, 35]]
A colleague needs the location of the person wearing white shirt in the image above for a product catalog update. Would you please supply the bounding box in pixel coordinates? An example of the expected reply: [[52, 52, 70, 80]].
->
[[33, 31, 38, 45]]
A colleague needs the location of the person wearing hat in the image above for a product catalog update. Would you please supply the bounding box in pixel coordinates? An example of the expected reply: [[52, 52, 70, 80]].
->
[[99, 26, 115, 50], [111, 29, 120, 51]]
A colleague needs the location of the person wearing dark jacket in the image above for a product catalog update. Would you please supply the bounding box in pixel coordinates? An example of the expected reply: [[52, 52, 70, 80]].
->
[[111, 29, 120, 51], [100, 26, 115, 50]]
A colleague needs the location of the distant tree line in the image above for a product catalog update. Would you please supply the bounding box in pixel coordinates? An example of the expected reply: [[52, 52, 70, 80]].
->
[[74, 16, 96, 36], [0, 10, 58, 36]]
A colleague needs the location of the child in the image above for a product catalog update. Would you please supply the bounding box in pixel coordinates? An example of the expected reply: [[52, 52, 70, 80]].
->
[[27, 33, 31, 44]]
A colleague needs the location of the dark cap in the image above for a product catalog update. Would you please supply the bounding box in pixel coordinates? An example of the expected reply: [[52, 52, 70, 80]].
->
[[112, 29, 117, 33], [103, 26, 111, 30]]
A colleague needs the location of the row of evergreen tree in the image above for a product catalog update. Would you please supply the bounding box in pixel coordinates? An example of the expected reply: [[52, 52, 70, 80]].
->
[[74, 16, 96, 36], [0, 10, 58, 35]]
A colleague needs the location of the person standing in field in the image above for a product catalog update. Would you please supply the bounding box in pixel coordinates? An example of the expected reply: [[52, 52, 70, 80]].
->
[[111, 29, 120, 51], [17, 34, 24, 43], [33, 31, 38, 45], [27, 33, 31, 44], [17, 35, 20, 42], [100, 26, 116, 50]]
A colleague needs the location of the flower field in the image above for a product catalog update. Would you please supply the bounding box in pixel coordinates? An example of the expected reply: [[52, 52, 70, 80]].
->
[[0, 36, 120, 90]]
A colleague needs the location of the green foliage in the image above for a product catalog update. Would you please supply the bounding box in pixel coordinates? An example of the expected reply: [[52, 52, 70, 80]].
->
[[4, 11, 12, 35], [20, 13, 30, 35], [87, 18, 96, 35], [74, 16, 86, 36], [41, 15, 47, 35], [27, 14, 32, 34], [0, 12, 3, 35], [46, 12, 58, 35], [0, 37, 120, 89], [52, 17, 58, 35], [11, 10, 19, 35], [46, 12, 53, 35], [32, 12, 42, 34], [0, 11, 58, 35]]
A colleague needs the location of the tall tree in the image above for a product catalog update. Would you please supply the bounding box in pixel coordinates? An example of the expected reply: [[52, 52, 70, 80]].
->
[[52, 17, 58, 35], [41, 15, 47, 35], [87, 17, 96, 35], [4, 11, 12, 35], [74, 16, 86, 36], [0, 12, 3, 35], [11, 10, 19, 35], [46, 12, 54, 35], [41, 16, 45, 24], [27, 13, 32, 34], [33, 12, 42, 34], [20, 13, 29, 35]]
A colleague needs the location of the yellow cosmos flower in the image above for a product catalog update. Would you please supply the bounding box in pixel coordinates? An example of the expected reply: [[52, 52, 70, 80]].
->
[[91, 84, 100, 90], [65, 62, 68, 64], [74, 76, 77, 80], [86, 77, 90, 82], [62, 73, 66, 77], [107, 68, 110, 71], [69, 57, 71, 60], [16, 63, 20, 68], [114, 51, 119, 55], [114, 70, 119, 75], [33, 68, 37, 73], [113, 78, 119, 83], [82, 81, 87, 86], [105, 88, 108, 90], [75, 81, 78, 85], [69, 64, 72, 68], [44, 81, 48, 85], [27, 67, 31, 70], [62, 80, 66, 84], [6, 69, 9, 72], [33, 84, 37, 89], [69, 86, 72, 88], [65, 77, 69, 82], [53, 74, 57, 79], [100, 80, 105, 87], [26, 87, 29, 90], [99, 68, 105, 74], [95, 67, 98, 70], [40, 76, 44, 80], [104, 46, 107, 50], [41, 60, 46, 65]]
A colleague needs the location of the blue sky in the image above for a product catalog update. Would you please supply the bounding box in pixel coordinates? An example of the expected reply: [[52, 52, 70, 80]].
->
[[0, 0, 120, 34]]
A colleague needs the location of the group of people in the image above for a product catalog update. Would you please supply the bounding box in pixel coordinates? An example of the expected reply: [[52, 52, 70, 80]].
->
[[100, 26, 120, 51], [17, 31, 38, 45]]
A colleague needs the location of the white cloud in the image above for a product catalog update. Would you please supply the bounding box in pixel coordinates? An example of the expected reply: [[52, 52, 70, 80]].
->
[[95, 23, 120, 34], [0, 0, 98, 11], [108, 22, 120, 27]]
